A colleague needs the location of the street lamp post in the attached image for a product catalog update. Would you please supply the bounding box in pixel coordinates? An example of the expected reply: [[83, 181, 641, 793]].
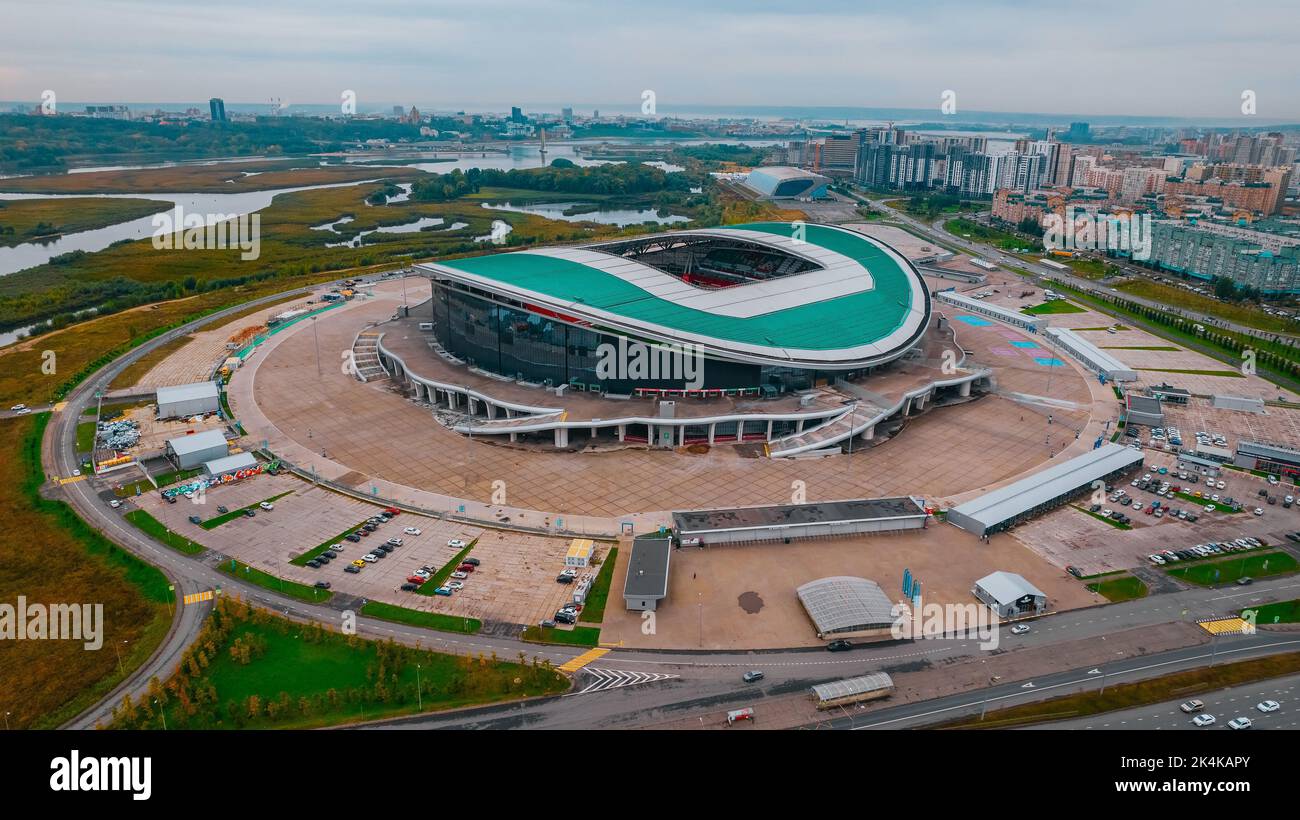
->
[[416, 664, 423, 711], [312, 316, 321, 377], [154, 698, 166, 731]]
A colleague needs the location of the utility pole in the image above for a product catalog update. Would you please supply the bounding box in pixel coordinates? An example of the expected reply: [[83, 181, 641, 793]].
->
[[312, 316, 322, 377]]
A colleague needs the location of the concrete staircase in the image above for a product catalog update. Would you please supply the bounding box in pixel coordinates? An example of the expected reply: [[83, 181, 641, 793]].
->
[[351, 331, 389, 383]]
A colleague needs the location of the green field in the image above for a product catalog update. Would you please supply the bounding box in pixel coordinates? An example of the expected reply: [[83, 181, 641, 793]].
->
[[109, 600, 567, 729], [1166, 551, 1297, 585], [359, 601, 482, 634], [1243, 599, 1300, 625], [201, 491, 295, 530], [1, 414, 171, 729], [578, 546, 619, 624], [1102, 345, 1180, 351], [1138, 367, 1244, 377], [520, 624, 603, 647], [75, 420, 96, 451], [1085, 574, 1148, 602], [123, 509, 206, 555], [216, 557, 333, 603], [1022, 300, 1086, 315]]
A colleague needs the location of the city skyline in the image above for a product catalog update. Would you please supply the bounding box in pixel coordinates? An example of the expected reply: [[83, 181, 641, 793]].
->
[[2, 0, 1298, 119]]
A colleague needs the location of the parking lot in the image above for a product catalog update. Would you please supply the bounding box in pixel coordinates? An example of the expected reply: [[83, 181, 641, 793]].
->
[[1162, 398, 1300, 454], [131, 471, 587, 627]]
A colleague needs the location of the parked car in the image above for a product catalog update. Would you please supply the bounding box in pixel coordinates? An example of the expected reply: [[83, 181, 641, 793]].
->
[[406, 575, 427, 585], [1236, 577, 1253, 586], [188, 515, 202, 525], [386, 538, 403, 547], [400, 583, 418, 592], [216, 505, 228, 514], [447, 581, 465, 591], [243, 508, 255, 517], [344, 565, 361, 574], [362, 554, 379, 563], [434, 586, 453, 596], [457, 563, 475, 573], [554, 610, 576, 624], [1010, 624, 1030, 635], [403, 527, 422, 536], [306, 559, 321, 569], [351, 559, 366, 568], [556, 574, 574, 584], [383, 507, 400, 516], [462, 557, 481, 566], [259, 501, 274, 511], [313, 581, 330, 589], [826, 639, 853, 652], [742, 671, 765, 683], [448, 538, 468, 549], [345, 533, 361, 542], [450, 571, 469, 580]]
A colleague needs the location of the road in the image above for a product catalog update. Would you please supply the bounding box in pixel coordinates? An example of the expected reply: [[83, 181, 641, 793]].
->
[[1024, 671, 1300, 731], [40, 258, 1300, 730]]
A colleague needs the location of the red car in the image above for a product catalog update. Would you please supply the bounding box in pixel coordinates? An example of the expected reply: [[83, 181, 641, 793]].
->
[[358, 530, 370, 537], [457, 563, 476, 573], [383, 507, 400, 516], [406, 575, 426, 585]]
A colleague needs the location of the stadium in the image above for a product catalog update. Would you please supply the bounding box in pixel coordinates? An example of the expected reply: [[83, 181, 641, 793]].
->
[[416, 222, 930, 391], [354, 222, 987, 453]]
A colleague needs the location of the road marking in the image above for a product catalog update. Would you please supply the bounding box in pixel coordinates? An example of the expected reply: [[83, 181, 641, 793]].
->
[[1198, 616, 1249, 635], [183, 590, 215, 605], [558, 647, 609, 673], [576, 667, 680, 694], [56, 475, 87, 485]]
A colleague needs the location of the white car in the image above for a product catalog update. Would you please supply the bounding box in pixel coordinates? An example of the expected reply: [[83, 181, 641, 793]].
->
[[72, 468, 81, 477], [1211, 494, 1220, 502], [447, 539, 468, 549], [15, 407, 31, 415], [1132, 502, 1143, 512], [108, 499, 122, 509], [1148, 554, 1166, 565], [403, 527, 422, 535], [1009, 624, 1030, 635], [447, 581, 465, 591], [559, 568, 578, 578], [1254, 507, 1264, 516], [1256, 700, 1281, 713], [1205, 505, 1215, 513], [1228, 716, 1253, 730], [1192, 714, 1216, 727], [1101, 508, 1113, 517], [414, 569, 431, 579], [259, 501, 274, 511], [362, 553, 379, 563], [1216, 481, 1226, 490], [450, 571, 469, 580]]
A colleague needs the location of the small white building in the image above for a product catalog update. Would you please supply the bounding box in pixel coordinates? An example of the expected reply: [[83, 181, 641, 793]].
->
[[564, 539, 595, 568], [156, 381, 221, 419], [973, 571, 1047, 619], [165, 429, 229, 470]]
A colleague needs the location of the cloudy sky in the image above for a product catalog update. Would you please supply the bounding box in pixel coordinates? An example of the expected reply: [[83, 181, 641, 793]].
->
[[2, 0, 1297, 119]]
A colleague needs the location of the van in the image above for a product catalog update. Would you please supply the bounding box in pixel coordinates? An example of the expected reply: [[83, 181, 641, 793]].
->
[[418, 322, 434, 332]]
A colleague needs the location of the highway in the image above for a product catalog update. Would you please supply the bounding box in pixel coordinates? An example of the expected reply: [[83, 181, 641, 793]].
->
[[39, 246, 1300, 731]]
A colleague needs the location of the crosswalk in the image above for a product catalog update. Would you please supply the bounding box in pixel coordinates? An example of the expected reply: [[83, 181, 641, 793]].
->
[[557, 647, 609, 673], [1198, 616, 1250, 635], [577, 667, 679, 694]]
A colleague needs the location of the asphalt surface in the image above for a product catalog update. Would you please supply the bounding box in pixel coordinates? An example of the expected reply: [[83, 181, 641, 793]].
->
[[1026, 671, 1300, 731]]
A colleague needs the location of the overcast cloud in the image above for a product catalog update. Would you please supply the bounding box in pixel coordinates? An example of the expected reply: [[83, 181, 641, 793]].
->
[[1, 0, 1296, 119]]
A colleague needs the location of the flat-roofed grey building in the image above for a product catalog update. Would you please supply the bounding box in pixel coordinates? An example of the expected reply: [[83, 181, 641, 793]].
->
[[1125, 394, 1163, 427], [201, 451, 258, 478], [1211, 394, 1265, 414], [973, 571, 1047, 618], [165, 428, 229, 470], [623, 536, 672, 612], [1235, 440, 1300, 479], [1044, 327, 1137, 382], [796, 576, 896, 641], [156, 381, 221, 419], [947, 443, 1143, 537], [1147, 383, 1190, 404], [672, 497, 928, 547]]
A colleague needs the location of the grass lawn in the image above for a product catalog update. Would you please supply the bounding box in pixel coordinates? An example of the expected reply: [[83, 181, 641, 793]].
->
[[1116, 278, 1297, 336], [201, 490, 294, 530], [123, 509, 206, 555], [415, 540, 477, 595], [1022, 300, 1086, 315], [1166, 551, 1298, 585], [520, 624, 603, 647], [1138, 367, 1245, 377], [114, 467, 201, 497], [75, 420, 97, 452], [216, 557, 334, 603], [1085, 574, 1148, 602], [1102, 345, 1180, 351], [942, 651, 1300, 728], [1, 413, 171, 729], [359, 601, 482, 634], [1243, 599, 1300, 625], [945, 217, 1029, 252], [1073, 505, 1132, 530], [1172, 491, 1239, 513], [110, 600, 568, 729], [578, 546, 618, 624]]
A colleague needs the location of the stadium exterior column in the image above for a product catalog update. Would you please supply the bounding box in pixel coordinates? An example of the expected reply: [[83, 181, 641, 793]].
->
[[766, 420, 773, 441], [617, 424, 626, 442], [960, 380, 972, 397], [708, 423, 716, 444], [554, 427, 569, 448]]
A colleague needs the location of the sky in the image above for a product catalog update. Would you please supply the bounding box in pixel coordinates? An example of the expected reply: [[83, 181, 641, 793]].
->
[[1, 0, 1297, 120]]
